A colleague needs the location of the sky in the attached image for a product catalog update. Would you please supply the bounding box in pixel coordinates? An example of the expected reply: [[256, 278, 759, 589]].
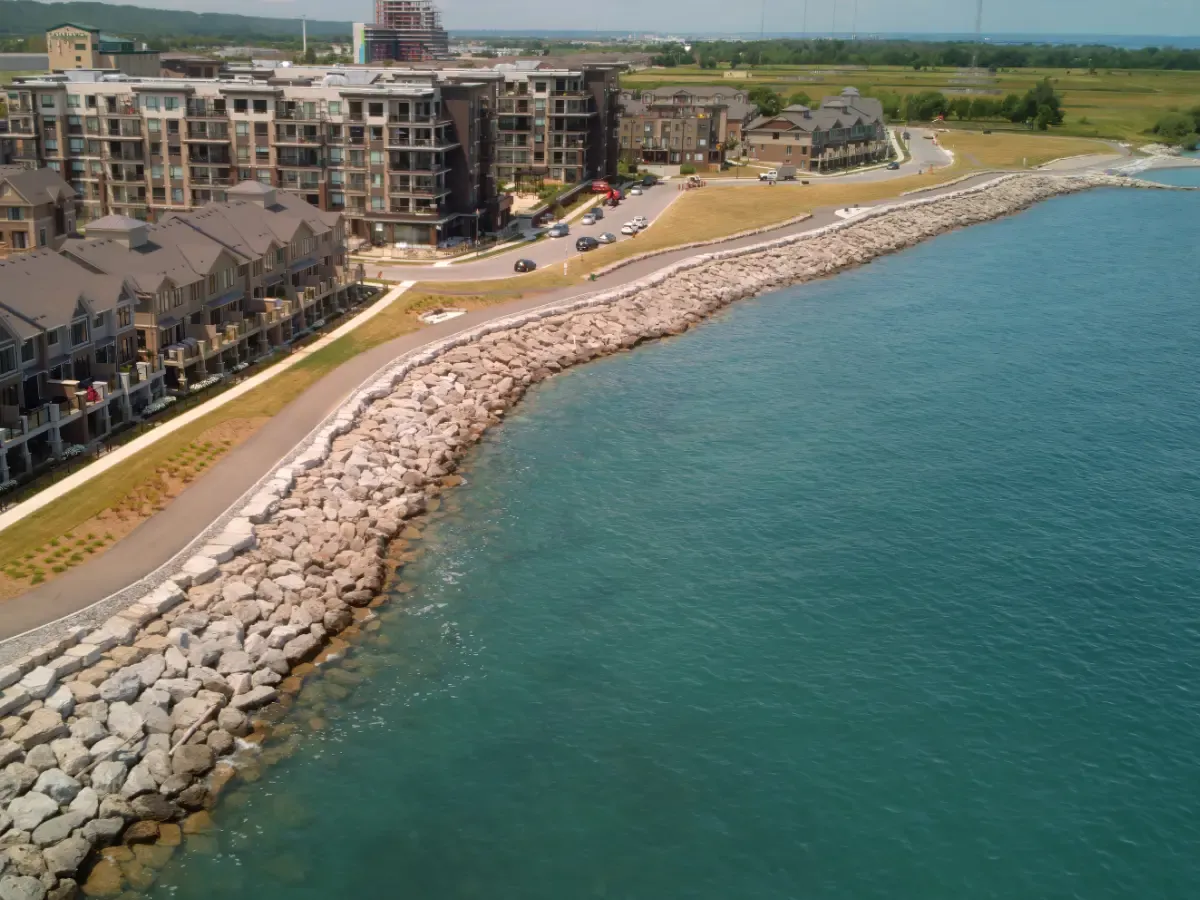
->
[[79, 0, 1200, 36]]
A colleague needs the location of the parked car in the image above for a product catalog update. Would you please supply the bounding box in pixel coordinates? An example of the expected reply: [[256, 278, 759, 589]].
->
[[642, 174, 657, 187], [547, 223, 569, 237], [575, 236, 599, 252], [597, 231, 617, 244], [591, 205, 604, 220], [514, 258, 537, 273], [886, 161, 900, 170], [629, 186, 643, 195], [581, 213, 597, 226], [632, 215, 648, 229], [620, 222, 636, 235]]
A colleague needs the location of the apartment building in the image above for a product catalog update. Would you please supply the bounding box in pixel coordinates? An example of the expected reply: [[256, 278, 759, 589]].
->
[[0, 165, 80, 257], [618, 85, 756, 171], [0, 250, 163, 483], [744, 88, 890, 172], [46, 24, 161, 77], [493, 63, 622, 188], [5, 68, 503, 247], [62, 181, 353, 391]]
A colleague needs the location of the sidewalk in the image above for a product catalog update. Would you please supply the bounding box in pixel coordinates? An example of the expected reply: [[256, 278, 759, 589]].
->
[[0, 281, 415, 535]]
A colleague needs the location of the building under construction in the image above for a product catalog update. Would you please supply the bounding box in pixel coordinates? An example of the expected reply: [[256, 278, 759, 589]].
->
[[353, 0, 450, 63]]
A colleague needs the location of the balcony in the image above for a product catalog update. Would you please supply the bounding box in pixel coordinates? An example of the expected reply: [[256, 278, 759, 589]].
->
[[275, 105, 326, 122], [275, 129, 324, 146], [105, 122, 143, 139], [389, 178, 448, 198], [104, 102, 140, 117], [8, 118, 36, 137], [188, 171, 231, 186], [386, 131, 459, 151], [185, 125, 230, 142], [185, 103, 228, 119]]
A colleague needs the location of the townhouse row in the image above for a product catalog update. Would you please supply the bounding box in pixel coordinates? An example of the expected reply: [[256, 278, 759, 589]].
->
[[0, 178, 359, 484], [4, 59, 622, 248]]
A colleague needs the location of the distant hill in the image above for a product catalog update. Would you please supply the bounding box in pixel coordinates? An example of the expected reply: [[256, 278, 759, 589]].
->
[[0, 0, 351, 40]]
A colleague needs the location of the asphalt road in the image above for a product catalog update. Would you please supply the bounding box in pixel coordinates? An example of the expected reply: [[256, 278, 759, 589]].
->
[[379, 128, 954, 284], [0, 165, 1028, 643]]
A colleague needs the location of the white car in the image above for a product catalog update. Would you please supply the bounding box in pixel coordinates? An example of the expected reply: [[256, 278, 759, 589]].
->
[[629, 186, 643, 195], [632, 216, 648, 229], [620, 222, 636, 235], [580, 213, 597, 226]]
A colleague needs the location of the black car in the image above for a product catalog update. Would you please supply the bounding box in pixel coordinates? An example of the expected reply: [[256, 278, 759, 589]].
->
[[886, 161, 900, 170], [575, 236, 599, 252], [514, 258, 537, 273], [642, 174, 657, 187]]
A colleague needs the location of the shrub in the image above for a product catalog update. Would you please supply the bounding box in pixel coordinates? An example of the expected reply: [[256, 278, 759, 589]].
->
[[680, 164, 697, 175]]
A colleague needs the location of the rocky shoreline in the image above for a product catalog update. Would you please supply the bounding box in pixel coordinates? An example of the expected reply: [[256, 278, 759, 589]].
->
[[0, 173, 1183, 900]]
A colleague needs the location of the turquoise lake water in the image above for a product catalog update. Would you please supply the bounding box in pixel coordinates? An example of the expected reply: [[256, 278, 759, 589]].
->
[[147, 170, 1200, 899]]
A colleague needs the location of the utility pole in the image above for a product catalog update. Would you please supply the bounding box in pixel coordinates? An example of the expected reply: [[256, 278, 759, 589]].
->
[[760, 0, 766, 41], [302, 15, 308, 56], [852, 0, 858, 37], [971, 0, 983, 69]]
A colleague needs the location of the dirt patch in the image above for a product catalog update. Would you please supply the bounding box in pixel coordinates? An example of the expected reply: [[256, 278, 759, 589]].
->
[[0, 417, 267, 602]]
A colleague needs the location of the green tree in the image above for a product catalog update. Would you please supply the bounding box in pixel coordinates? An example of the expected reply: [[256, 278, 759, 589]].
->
[[787, 91, 812, 109], [901, 91, 949, 122], [748, 87, 784, 117], [1152, 111, 1198, 143], [303, 44, 316, 64], [950, 97, 972, 120]]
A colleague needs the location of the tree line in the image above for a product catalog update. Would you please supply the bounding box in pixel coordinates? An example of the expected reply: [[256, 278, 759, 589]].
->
[[745, 78, 1068, 131], [653, 38, 1200, 72]]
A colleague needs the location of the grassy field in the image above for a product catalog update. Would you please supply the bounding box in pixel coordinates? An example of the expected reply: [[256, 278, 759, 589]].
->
[[936, 131, 1114, 168], [421, 168, 964, 297], [622, 64, 1200, 143]]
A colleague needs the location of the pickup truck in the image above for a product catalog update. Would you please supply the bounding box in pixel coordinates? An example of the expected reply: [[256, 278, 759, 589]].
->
[[759, 166, 798, 182]]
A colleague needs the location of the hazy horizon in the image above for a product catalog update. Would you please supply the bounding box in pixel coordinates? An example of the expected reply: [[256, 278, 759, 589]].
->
[[33, 0, 1200, 39]]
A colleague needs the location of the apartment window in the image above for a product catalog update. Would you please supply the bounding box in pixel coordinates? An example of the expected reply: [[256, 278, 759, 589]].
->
[[39, 228, 47, 247], [275, 248, 285, 267], [169, 166, 183, 179], [20, 339, 35, 364], [331, 192, 344, 206], [0, 344, 14, 376], [172, 188, 183, 203], [164, 97, 178, 111], [236, 145, 249, 161], [41, 95, 55, 108], [67, 94, 81, 108], [698, 139, 707, 147], [74, 43, 86, 51], [535, 118, 545, 128], [253, 99, 267, 114], [144, 96, 160, 110], [329, 148, 343, 164], [369, 151, 383, 165], [47, 162, 61, 173], [12, 232, 27, 250], [151, 164, 163, 178], [44, 139, 58, 152], [68, 138, 84, 152], [86, 96, 96, 108], [370, 126, 383, 141], [254, 122, 268, 137], [70, 319, 88, 346], [239, 168, 252, 181], [95, 344, 115, 365], [255, 146, 269, 158], [148, 119, 160, 133], [370, 197, 384, 211], [772, 132, 780, 140], [328, 101, 341, 116], [257, 170, 271, 184], [234, 98, 248, 113], [118, 306, 132, 328], [6, 209, 23, 221], [236, 122, 248, 136], [535, 82, 547, 93], [93, 313, 105, 330], [329, 170, 343, 186], [368, 102, 383, 117], [46, 329, 59, 350]]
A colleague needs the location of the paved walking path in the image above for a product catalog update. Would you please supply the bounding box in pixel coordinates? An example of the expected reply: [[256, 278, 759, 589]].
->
[[0, 166, 1106, 642], [0, 281, 416, 535]]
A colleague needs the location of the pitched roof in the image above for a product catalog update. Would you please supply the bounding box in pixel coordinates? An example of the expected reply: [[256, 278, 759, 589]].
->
[[48, 22, 100, 33], [0, 250, 130, 339], [163, 185, 338, 260], [0, 167, 77, 206], [64, 216, 242, 296]]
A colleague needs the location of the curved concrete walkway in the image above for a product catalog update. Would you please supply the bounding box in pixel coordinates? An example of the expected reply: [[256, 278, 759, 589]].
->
[[0, 165, 1114, 643]]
